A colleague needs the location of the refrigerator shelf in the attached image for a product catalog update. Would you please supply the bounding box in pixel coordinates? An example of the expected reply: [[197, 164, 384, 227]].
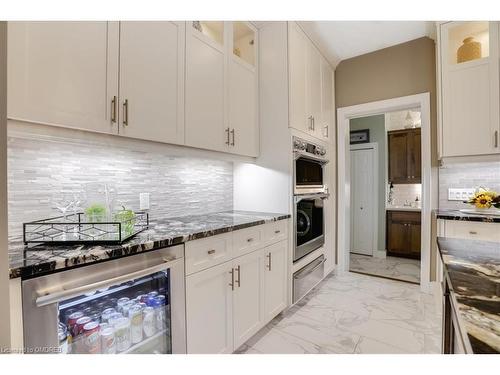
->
[[122, 328, 169, 354]]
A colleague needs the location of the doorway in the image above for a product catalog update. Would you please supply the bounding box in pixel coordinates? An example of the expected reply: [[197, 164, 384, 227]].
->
[[337, 93, 433, 291]]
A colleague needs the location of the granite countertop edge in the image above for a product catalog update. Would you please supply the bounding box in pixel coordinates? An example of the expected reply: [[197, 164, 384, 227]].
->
[[437, 236, 500, 354], [435, 209, 500, 223], [9, 211, 291, 280]]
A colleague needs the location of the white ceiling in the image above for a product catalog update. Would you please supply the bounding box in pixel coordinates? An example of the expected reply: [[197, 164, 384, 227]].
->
[[299, 21, 435, 67]]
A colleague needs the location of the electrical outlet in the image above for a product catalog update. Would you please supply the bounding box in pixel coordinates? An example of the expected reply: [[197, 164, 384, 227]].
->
[[448, 188, 475, 201], [139, 193, 150, 210]]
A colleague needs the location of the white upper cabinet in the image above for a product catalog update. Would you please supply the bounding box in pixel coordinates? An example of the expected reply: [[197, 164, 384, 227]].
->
[[438, 21, 500, 157], [288, 22, 334, 142], [8, 21, 119, 133], [288, 22, 309, 134], [185, 21, 259, 157], [320, 56, 334, 141], [228, 22, 259, 157], [118, 22, 185, 144], [185, 21, 227, 153]]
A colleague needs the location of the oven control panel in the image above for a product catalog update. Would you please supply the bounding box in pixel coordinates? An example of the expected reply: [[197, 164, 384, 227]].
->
[[293, 137, 326, 157]]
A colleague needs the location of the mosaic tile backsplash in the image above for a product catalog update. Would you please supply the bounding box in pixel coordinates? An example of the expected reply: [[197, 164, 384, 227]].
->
[[439, 161, 500, 209], [7, 135, 233, 238]]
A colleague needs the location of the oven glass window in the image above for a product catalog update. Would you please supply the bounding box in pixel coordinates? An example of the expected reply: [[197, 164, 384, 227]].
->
[[296, 198, 324, 248], [57, 270, 171, 354], [295, 159, 323, 186]]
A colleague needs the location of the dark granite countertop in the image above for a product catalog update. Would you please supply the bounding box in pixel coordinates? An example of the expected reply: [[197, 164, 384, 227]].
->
[[437, 237, 500, 353], [9, 211, 290, 280], [435, 209, 500, 223]]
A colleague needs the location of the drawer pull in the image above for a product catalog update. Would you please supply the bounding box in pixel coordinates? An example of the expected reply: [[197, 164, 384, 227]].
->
[[469, 231, 477, 235], [274, 230, 281, 234], [247, 238, 254, 243], [207, 249, 216, 255]]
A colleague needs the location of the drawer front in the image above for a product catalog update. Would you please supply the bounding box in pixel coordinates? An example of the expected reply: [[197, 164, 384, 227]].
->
[[232, 225, 265, 258], [185, 233, 233, 275], [263, 220, 289, 246], [389, 211, 421, 223], [445, 220, 500, 242]]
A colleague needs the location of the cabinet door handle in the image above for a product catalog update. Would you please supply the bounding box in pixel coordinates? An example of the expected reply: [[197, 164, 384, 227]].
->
[[235, 265, 241, 287], [246, 237, 254, 243], [308, 116, 313, 130], [469, 231, 477, 235], [324, 125, 329, 137], [230, 128, 235, 146], [274, 230, 281, 234], [229, 268, 235, 290], [111, 96, 117, 124], [122, 99, 129, 126], [266, 252, 272, 271], [495, 131, 499, 148], [312, 116, 315, 130], [207, 249, 216, 255], [225, 127, 230, 145]]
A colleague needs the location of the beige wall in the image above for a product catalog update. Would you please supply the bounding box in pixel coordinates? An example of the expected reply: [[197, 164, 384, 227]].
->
[[335, 37, 438, 166], [0, 21, 11, 350]]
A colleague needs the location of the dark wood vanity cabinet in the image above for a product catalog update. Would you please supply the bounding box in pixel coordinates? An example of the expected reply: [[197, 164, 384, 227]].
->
[[388, 129, 421, 184], [386, 210, 421, 259]]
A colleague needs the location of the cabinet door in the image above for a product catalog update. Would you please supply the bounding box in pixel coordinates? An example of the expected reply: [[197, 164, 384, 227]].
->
[[307, 43, 322, 138], [118, 22, 184, 144], [185, 21, 227, 153], [263, 241, 288, 322], [228, 54, 258, 156], [232, 250, 265, 349], [288, 23, 309, 133], [388, 132, 409, 183], [8, 21, 119, 133], [408, 130, 421, 182], [440, 22, 500, 156], [387, 214, 410, 257], [320, 56, 334, 141], [186, 261, 234, 354], [409, 222, 421, 259]]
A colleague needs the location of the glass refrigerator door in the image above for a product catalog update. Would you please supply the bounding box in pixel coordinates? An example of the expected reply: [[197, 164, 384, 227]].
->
[[57, 270, 172, 354]]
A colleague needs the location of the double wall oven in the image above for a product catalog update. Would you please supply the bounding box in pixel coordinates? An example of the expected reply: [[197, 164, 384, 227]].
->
[[292, 137, 329, 302], [22, 245, 186, 354]]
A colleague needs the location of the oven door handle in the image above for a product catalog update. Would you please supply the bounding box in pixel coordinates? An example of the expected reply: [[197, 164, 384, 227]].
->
[[295, 193, 329, 202], [294, 152, 329, 165], [35, 257, 180, 307], [293, 257, 326, 280]]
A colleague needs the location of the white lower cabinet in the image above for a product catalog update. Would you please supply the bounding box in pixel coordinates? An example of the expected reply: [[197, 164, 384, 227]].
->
[[232, 250, 265, 348], [185, 261, 234, 354], [185, 225, 289, 353], [263, 241, 288, 322]]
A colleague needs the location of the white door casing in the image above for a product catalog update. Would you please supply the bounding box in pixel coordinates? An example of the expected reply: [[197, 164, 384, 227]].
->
[[337, 93, 432, 292]]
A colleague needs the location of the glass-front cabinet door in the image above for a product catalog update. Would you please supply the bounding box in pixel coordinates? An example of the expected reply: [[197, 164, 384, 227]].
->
[[231, 21, 256, 68], [57, 270, 172, 354]]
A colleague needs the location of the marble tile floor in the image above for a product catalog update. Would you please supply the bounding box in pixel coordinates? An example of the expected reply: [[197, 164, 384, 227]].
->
[[236, 272, 441, 354], [349, 253, 421, 284]]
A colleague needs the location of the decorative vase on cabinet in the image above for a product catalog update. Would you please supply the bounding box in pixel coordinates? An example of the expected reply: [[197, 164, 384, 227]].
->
[[457, 37, 482, 63]]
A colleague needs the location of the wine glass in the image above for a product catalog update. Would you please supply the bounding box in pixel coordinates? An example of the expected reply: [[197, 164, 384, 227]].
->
[[51, 191, 77, 240]]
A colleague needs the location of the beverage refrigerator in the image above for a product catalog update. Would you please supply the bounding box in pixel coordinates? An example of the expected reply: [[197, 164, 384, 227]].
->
[[22, 245, 186, 354]]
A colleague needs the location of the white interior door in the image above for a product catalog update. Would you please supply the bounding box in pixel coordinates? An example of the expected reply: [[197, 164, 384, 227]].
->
[[350, 147, 377, 256]]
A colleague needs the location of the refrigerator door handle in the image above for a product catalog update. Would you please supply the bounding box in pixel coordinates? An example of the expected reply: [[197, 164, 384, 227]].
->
[[35, 257, 179, 307]]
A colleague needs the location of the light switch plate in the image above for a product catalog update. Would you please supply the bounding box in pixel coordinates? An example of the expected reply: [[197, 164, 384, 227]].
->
[[140, 193, 150, 210], [448, 188, 475, 201]]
